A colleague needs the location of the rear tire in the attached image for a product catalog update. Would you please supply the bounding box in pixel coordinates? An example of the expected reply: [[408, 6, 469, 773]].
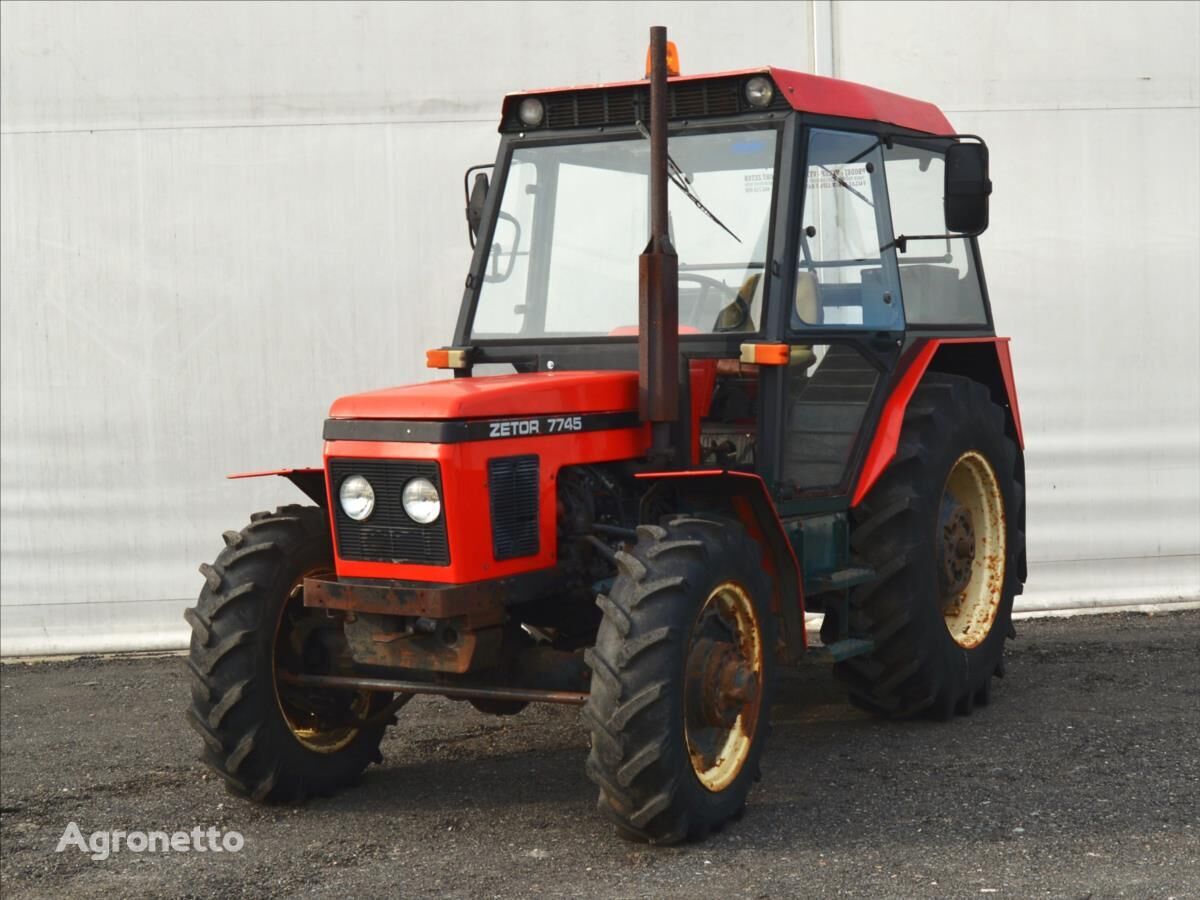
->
[[185, 505, 397, 802], [583, 516, 775, 844], [835, 374, 1024, 719]]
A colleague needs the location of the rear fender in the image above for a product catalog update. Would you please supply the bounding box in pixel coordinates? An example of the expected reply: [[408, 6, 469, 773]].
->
[[851, 336, 1026, 582], [635, 470, 806, 661], [227, 468, 327, 507], [853, 337, 1023, 508]]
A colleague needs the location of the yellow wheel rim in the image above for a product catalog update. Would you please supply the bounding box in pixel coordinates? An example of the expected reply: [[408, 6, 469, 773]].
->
[[938, 451, 1006, 649], [683, 581, 764, 793], [272, 570, 372, 754]]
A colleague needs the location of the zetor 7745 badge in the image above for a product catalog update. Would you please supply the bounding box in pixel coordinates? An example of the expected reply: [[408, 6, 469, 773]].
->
[[190, 27, 1024, 848], [490, 415, 582, 438]]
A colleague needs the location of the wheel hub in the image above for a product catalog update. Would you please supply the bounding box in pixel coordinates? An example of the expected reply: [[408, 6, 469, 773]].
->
[[273, 572, 372, 753], [937, 451, 1007, 649], [683, 582, 764, 793], [937, 495, 976, 601], [687, 639, 759, 731]]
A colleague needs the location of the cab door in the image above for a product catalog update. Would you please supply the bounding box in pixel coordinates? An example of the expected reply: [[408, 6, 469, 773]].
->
[[778, 128, 903, 495]]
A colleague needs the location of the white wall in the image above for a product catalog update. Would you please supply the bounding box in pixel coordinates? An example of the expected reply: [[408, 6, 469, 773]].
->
[[1, 1, 1197, 654], [829, 0, 1200, 611]]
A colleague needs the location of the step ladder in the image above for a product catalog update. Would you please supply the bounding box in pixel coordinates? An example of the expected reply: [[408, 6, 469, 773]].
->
[[801, 565, 877, 663]]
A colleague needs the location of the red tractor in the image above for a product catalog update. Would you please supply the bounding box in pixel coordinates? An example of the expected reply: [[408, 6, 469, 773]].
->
[[186, 29, 1025, 844]]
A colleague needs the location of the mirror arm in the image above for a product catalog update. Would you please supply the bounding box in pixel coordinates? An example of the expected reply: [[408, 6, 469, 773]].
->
[[881, 233, 958, 254]]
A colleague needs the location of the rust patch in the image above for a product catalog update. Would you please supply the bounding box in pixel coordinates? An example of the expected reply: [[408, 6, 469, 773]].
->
[[683, 582, 764, 793], [303, 568, 562, 618], [344, 613, 505, 674], [940, 450, 1007, 649]]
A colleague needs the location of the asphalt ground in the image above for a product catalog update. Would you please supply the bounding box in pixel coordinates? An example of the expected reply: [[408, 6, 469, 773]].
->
[[1, 610, 1197, 899]]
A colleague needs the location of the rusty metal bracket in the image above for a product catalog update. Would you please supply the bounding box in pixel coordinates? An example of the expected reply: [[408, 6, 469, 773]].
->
[[303, 568, 564, 618], [345, 613, 504, 674]]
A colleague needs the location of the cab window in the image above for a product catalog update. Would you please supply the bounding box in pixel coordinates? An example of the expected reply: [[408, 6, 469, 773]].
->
[[792, 129, 902, 331], [883, 142, 988, 325]]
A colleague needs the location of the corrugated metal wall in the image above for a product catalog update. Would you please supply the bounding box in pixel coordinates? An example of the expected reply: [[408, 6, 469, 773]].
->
[[2, 1, 1197, 655]]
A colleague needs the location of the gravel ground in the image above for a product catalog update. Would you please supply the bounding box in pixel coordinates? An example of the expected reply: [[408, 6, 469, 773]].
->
[[1, 610, 1197, 899]]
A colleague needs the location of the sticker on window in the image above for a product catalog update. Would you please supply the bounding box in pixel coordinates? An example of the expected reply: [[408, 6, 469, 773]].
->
[[743, 172, 773, 194], [807, 164, 870, 192]]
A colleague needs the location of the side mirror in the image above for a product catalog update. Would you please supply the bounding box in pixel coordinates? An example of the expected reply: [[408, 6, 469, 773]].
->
[[465, 171, 489, 247], [944, 142, 991, 235]]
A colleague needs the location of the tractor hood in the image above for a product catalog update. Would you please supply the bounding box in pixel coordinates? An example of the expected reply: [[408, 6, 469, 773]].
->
[[328, 370, 639, 420]]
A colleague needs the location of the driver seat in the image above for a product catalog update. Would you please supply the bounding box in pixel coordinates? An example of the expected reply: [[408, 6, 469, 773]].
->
[[718, 272, 822, 367]]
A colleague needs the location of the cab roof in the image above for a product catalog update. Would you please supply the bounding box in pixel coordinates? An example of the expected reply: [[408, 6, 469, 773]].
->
[[501, 66, 953, 136]]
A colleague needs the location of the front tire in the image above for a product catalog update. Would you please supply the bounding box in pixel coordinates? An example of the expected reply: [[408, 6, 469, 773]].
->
[[583, 517, 776, 844], [185, 505, 397, 802], [835, 374, 1025, 718]]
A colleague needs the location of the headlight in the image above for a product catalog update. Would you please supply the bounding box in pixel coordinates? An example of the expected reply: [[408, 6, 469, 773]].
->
[[518, 97, 544, 127], [339, 475, 375, 521], [402, 477, 441, 524], [745, 76, 774, 109]]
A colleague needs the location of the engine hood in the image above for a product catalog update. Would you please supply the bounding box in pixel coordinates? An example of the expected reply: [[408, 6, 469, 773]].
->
[[328, 370, 639, 420]]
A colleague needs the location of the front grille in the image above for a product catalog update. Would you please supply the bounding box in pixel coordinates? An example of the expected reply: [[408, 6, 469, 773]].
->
[[329, 459, 449, 565], [503, 76, 789, 132], [488, 455, 540, 560]]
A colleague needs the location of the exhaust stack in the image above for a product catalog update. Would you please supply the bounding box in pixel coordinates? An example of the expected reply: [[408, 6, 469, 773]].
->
[[638, 25, 680, 458]]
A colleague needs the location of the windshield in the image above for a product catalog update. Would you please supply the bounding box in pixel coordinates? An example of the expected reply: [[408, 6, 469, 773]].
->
[[469, 128, 779, 340]]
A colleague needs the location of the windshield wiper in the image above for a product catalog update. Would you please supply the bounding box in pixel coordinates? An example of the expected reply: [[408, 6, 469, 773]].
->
[[637, 121, 741, 244], [818, 164, 874, 208]]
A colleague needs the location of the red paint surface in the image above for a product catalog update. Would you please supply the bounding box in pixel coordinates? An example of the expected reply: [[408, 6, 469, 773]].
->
[[852, 337, 1023, 507], [768, 68, 953, 135], [688, 359, 719, 465], [634, 468, 805, 646], [992, 339, 1025, 447], [502, 67, 953, 136], [322, 362, 735, 582], [325, 424, 650, 583], [329, 370, 639, 420]]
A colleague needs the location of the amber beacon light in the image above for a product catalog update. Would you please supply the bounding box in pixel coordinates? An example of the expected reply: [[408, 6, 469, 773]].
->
[[645, 39, 680, 77]]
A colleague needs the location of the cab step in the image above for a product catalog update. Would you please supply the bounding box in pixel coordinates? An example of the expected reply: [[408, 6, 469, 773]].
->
[[801, 636, 875, 664], [803, 565, 875, 596]]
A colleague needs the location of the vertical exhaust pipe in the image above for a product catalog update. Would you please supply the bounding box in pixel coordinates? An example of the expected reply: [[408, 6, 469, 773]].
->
[[638, 25, 680, 459]]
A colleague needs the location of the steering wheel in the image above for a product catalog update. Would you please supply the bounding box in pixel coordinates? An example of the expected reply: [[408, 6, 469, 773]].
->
[[678, 272, 735, 330]]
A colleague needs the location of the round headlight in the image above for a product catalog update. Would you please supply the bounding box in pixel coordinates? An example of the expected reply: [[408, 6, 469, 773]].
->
[[339, 475, 375, 521], [745, 76, 774, 109], [518, 97, 545, 127], [402, 477, 441, 524]]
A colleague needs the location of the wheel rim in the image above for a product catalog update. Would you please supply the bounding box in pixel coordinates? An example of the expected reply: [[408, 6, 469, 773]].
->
[[272, 569, 372, 753], [683, 581, 764, 792], [938, 451, 1006, 649]]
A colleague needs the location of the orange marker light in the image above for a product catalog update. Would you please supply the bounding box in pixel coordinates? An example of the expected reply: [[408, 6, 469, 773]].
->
[[644, 40, 681, 77], [739, 342, 791, 366], [426, 348, 469, 369]]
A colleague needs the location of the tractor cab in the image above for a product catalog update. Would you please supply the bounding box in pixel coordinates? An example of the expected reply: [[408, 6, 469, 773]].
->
[[452, 62, 996, 503], [189, 31, 1024, 847]]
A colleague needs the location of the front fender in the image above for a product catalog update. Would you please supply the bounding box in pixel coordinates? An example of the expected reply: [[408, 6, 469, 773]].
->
[[635, 469, 806, 661], [227, 468, 327, 506]]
